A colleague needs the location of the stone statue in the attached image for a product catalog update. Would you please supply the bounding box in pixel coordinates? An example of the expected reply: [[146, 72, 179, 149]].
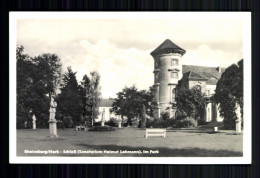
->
[[235, 103, 242, 132], [49, 97, 57, 121], [32, 114, 36, 130], [48, 95, 58, 138]]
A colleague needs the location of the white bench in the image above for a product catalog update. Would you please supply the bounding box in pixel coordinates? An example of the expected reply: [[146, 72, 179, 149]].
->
[[76, 126, 86, 131], [145, 128, 166, 138]]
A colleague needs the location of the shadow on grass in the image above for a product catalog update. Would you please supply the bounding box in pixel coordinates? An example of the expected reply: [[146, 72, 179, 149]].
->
[[76, 143, 242, 157]]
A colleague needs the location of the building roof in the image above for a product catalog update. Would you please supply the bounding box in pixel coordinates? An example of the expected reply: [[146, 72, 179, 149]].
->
[[180, 71, 208, 82], [150, 39, 186, 57], [182, 65, 225, 84], [100, 98, 114, 107]]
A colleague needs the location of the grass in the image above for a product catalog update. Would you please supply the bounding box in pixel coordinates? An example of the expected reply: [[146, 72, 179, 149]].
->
[[16, 127, 243, 157]]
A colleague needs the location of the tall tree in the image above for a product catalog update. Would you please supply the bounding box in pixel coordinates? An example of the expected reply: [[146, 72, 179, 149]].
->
[[17, 46, 52, 128], [214, 59, 243, 129], [17, 46, 34, 128], [87, 72, 102, 126], [111, 86, 154, 126], [79, 74, 92, 124], [56, 67, 82, 126]]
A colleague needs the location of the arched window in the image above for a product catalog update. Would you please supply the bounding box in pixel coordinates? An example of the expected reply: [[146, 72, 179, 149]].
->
[[193, 85, 202, 91]]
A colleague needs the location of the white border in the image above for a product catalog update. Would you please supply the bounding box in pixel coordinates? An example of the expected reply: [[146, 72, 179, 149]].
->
[[9, 12, 251, 164]]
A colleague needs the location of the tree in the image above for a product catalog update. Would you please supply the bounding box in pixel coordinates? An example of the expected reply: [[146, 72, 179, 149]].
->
[[111, 86, 154, 126], [56, 67, 82, 127], [87, 72, 102, 126], [79, 74, 92, 125], [214, 59, 243, 129], [33, 53, 62, 100], [174, 86, 206, 120], [17, 46, 50, 128]]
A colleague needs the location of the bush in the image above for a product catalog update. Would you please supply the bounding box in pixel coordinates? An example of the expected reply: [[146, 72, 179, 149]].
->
[[145, 118, 154, 128], [93, 121, 101, 126], [88, 126, 116, 131], [105, 117, 118, 127], [174, 117, 198, 128]]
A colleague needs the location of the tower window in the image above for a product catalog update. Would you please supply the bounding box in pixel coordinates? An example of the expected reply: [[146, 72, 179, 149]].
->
[[171, 72, 178, 78], [172, 88, 176, 101], [171, 59, 178, 66], [206, 89, 210, 96], [207, 108, 211, 121]]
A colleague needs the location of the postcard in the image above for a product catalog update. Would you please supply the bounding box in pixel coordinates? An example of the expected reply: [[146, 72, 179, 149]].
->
[[9, 12, 251, 164]]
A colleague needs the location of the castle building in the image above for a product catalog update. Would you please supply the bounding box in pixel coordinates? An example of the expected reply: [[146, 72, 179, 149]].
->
[[151, 39, 223, 123]]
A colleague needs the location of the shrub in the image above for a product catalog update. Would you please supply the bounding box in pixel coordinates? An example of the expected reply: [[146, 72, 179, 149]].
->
[[145, 118, 154, 128], [93, 121, 101, 126], [62, 115, 74, 128], [88, 126, 116, 131], [174, 117, 198, 128], [105, 117, 118, 127]]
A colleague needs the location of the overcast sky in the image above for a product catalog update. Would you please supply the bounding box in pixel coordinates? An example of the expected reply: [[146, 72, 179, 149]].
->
[[16, 13, 244, 98]]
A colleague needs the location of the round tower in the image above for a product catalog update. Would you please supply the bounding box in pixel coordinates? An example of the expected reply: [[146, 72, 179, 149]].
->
[[150, 39, 186, 119]]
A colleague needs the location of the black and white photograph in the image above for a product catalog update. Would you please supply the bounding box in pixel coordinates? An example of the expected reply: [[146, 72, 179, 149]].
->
[[9, 12, 251, 164]]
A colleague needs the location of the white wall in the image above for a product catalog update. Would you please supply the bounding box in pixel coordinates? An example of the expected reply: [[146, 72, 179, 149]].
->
[[97, 107, 117, 121], [205, 84, 216, 96]]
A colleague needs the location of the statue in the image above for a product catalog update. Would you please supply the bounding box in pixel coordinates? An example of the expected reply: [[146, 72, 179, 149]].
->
[[235, 103, 242, 132], [32, 114, 36, 130], [49, 97, 57, 121], [48, 95, 58, 138], [117, 115, 122, 128]]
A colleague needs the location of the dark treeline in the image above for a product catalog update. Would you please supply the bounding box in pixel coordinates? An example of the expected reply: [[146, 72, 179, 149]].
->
[[16, 46, 101, 129]]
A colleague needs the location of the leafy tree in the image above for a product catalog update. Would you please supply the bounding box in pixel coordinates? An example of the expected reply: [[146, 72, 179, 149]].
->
[[17, 46, 50, 128], [33, 53, 62, 99], [173, 86, 206, 120], [87, 72, 102, 126], [214, 59, 243, 129], [111, 86, 154, 126], [56, 67, 82, 127]]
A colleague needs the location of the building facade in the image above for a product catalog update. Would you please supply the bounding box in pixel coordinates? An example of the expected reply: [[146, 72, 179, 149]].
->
[[151, 39, 223, 123], [97, 98, 118, 122]]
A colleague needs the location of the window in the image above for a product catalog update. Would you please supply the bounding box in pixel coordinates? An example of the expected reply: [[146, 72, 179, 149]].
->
[[171, 59, 178, 66], [172, 88, 176, 101], [207, 108, 211, 121], [206, 89, 210, 96], [193, 85, 202, 91], [171, 72, 178, 78], [155, 60, 159, 68], [155, 72, 159, 81]]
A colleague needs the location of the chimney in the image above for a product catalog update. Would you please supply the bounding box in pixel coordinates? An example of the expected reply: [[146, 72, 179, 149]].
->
[[217, 66, 221, 73]]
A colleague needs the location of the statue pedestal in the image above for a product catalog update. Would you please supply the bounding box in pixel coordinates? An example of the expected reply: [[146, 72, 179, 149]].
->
[[235, 120, 242, 132], [48, 120, 58, 138], [118, 122, 121, 128], [101, 121, 105, 127], [32, 122, 36, 130]]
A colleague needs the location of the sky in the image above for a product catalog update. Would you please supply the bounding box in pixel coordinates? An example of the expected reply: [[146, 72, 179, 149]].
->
[[16, 13, 245, 98]]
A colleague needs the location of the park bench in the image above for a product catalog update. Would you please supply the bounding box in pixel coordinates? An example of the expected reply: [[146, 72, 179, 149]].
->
[[76, 126, 86, 131], [145, 128, 166, 138]]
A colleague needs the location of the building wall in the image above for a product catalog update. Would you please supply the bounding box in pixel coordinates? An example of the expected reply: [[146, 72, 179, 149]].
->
[[153, 53, 183, 118], [97, 107, 117, 122], [188, 81, 206, 93], [205, 84, 216, 96]]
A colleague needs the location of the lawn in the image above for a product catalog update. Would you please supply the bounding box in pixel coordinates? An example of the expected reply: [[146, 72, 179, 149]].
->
[[16, 127, 243, 157]]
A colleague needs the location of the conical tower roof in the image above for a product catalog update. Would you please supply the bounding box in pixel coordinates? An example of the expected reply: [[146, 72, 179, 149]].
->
[[150, 39, 186, 57]]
